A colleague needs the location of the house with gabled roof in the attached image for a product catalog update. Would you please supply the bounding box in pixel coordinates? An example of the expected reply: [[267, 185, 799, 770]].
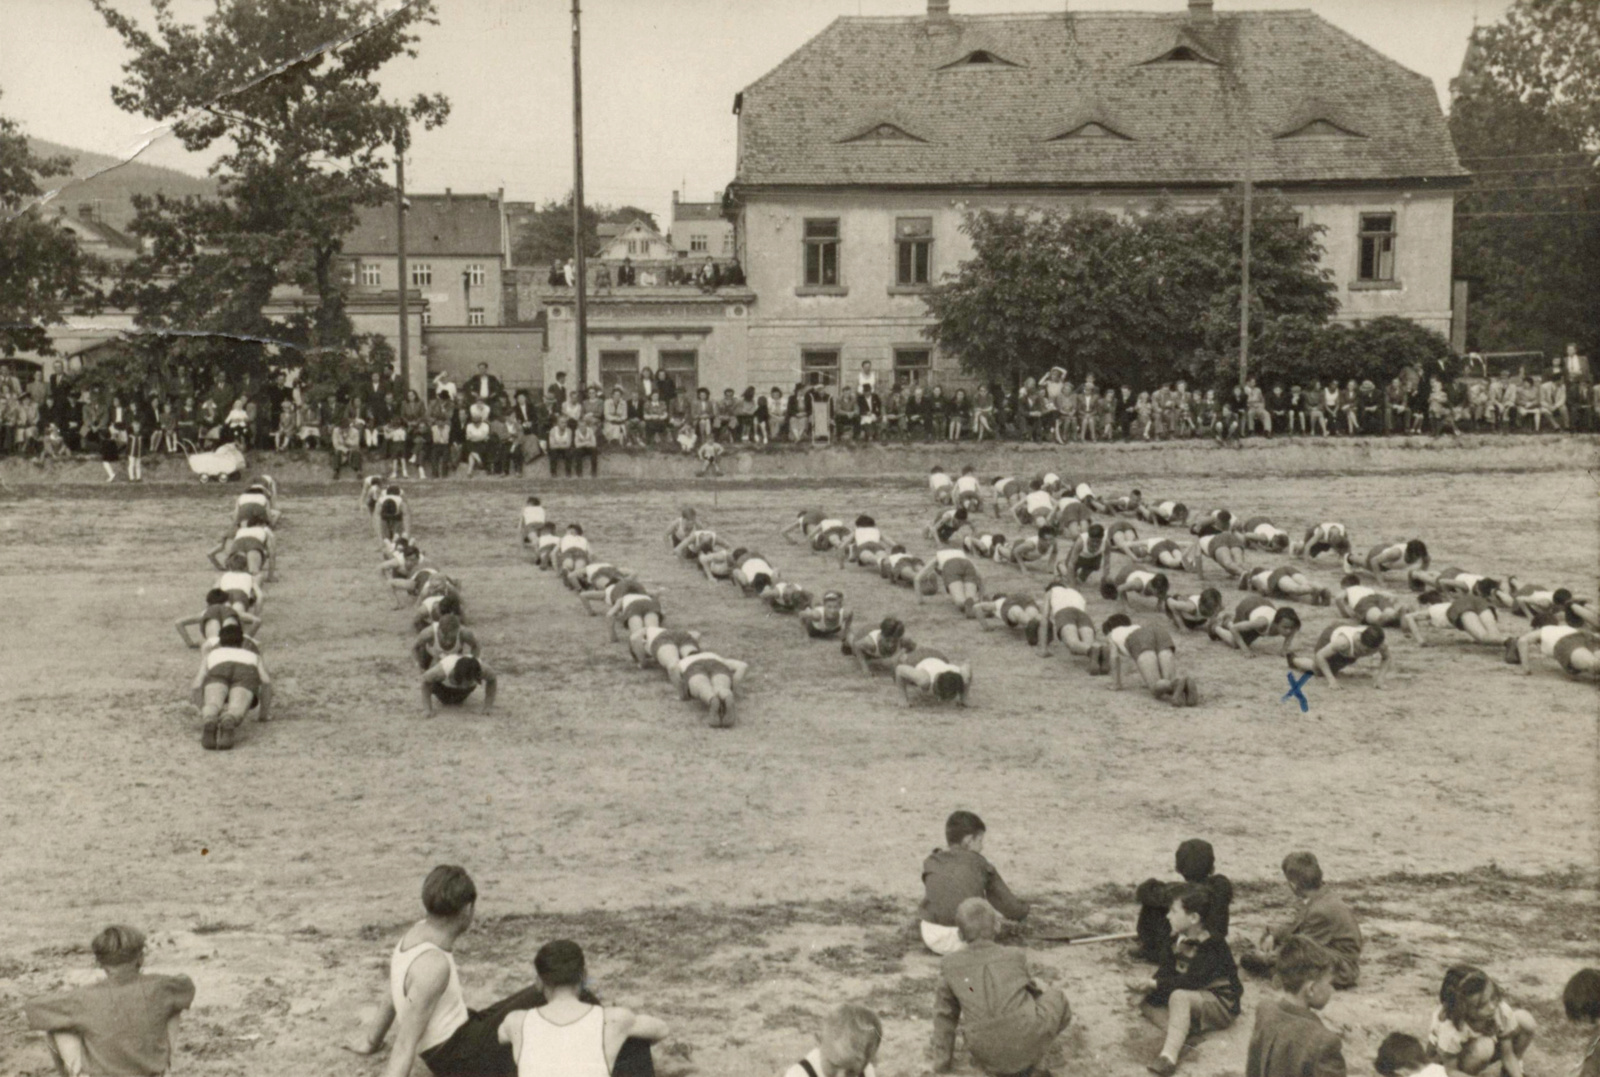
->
[[342, 189, 508, 329], [728, 0, 1468, 390], [670, 190, 736, 264]]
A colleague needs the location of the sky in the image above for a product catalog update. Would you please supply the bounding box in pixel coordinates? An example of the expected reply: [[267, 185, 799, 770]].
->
[[1, 0, 1511, 225]]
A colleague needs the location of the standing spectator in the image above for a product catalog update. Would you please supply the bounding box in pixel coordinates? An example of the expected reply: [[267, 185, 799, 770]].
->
[[1115, 384, 1136, 441], [655, 367, 677, 411], [17, 392, 41, 457], [547, 370, 569, 409], [1336, 380, 1358, 435], [25, 925, 194, 1077], [857, 359, 877, 396], [752, 388, 772, 445], [1560, 342, 1592, 432], [638, 366, 657, 401], [0, 387, 18, 456], [449, 397, 469, 473], [692, 387, 716, 443], [572, 414, 600, 475], [364, 376, 390, 454]]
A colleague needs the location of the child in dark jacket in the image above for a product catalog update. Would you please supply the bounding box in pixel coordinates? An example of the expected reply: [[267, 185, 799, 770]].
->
[[1131, 838, 1233, 964], [1129, 883, 1242, 1076], [918, 810, 1029, 956]]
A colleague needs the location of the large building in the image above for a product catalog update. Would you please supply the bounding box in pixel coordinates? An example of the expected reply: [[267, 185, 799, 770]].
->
[[728, 0, 1468, 389], [342, 190, 510, 328]]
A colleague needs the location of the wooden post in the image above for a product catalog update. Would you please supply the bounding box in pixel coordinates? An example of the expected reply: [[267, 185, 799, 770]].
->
[[395, 128, 410, 393]]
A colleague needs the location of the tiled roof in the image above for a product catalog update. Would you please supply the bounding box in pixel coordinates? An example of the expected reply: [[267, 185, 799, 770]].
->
[[735, 11, 1467, 188], [345, 193, 502, 256], [672, 201, 725, 222]]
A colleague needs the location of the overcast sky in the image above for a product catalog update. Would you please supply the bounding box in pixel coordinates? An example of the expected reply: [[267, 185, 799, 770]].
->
[[1, 0, 1509, 224]]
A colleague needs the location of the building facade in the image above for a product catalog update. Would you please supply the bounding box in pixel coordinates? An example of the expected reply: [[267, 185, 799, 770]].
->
[[342, 191, 509, 329], [729, 0, 1468, 388], [669, 191, 736, 263]]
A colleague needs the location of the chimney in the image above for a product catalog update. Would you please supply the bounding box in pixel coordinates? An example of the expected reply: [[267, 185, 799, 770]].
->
[[1188, 0, 1214, 19], [444, 187, 453, 206], [672, 189, 679, 206], [928, 0, 950, 21]]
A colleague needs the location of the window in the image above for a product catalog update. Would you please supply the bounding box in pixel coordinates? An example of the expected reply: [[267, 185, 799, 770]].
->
[[894, 348, 932, 386], [803, 219, 840, 287], [895, 217, 933, 287], [466, 263, 485, 287], [1358, 213, 1396, 282], [468, 307, 486, 327], [420, 309, 432, 326], [722, 232, 735, 255], [411, 263, 432, 286], [361, 263, 381, 286], [339, 262, 356, 285], [657, 349, 698, 400], [690, 234, 708, 252], [627, 239, 642, 255], [599, 350, 640, 393], [802, 349, 840, 387]]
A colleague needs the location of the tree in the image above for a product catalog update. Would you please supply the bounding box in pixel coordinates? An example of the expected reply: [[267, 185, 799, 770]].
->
[[1449, 0, 1600, 357], [0, 96, 99, 356], [90, 0, 449, 393], [921, 194, 1336, 389], [511, 197, 663, 267]]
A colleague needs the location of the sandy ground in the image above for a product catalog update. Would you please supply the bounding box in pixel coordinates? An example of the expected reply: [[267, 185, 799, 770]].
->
[[0, 448, 1595, 1076]]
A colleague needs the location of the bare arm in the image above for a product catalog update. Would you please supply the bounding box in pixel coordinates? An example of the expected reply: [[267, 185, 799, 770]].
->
[[176, 615, 203, 648], [378, 953, 449, 1077]]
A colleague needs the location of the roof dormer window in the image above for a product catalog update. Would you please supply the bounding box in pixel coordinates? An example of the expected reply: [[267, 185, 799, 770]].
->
[[1048, 121, 1132, 142], [1145, 44, 1217, 64], [1276, 118, 1367, 140], [837, 121, 928, 145], [938, 48, 1022, 70]]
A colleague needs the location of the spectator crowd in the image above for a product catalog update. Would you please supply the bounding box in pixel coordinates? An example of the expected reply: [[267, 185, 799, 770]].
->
[[0, 344, 1589, 477]]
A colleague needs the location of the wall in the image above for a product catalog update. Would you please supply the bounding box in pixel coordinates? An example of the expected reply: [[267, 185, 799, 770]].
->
[[423, 326, 546, 393], [739, 183, 1457, 386], [544, 291, 755, 395]]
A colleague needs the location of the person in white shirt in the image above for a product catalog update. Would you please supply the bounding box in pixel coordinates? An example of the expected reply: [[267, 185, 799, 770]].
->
[[498, 939, 667, 1077], [781, 1004, 882, 1077]]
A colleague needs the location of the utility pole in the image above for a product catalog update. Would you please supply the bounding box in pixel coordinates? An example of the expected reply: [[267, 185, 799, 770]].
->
[[571, 0, 588, 388], [1237, 90, 1252, 392], [395, 127, 410, 394]]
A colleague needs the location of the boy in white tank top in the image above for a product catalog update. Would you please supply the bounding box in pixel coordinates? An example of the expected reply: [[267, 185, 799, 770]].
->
[[498, 940, 668, 1077]]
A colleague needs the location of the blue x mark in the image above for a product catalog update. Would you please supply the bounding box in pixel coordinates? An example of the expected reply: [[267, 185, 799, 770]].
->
[[1282, 671, 1312, 712]]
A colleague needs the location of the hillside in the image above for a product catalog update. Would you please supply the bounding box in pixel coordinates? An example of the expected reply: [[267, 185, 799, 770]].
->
[[28, 137, 216, 231]]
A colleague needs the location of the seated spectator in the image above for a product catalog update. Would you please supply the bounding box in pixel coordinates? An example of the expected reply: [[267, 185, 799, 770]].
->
[[1131, 838, 1232, 964], [1245, 937, 1345, 1077], [1375, 1032, 1446, 1077], [931, 898, 1072, 1077], [1240, 851, 1361, 988], [782, 1004, 882, 1077], [1427, 965, 1536, 1077], [25, 925, 195, 1077], [1129, 883, 1242, 1076], [497, 940, 667, 1077], [1564, 968, 1600, 1077], [919, 810, 1029, 956]]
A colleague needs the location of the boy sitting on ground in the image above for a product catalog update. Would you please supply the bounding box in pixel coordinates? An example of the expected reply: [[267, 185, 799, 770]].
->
[[1127, 883, 1242, 1076], [1240, 851, 1362, 989], [25, 925, 195, 1077], [1130, 839, 1233, 964], [932, 898, 1072, 1077], [918, 810, 1030, 956], [1245, 937, 1345, 1077], [781, 1003, 883, 1077], [1563, 968, 1600, 1077]]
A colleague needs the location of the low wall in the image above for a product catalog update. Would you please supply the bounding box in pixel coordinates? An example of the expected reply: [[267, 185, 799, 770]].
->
[[3, 434, 1593, 488]]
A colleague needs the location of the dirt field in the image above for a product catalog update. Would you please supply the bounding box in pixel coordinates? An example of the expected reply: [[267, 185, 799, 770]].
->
[[0, 446, 1595, 1077]]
